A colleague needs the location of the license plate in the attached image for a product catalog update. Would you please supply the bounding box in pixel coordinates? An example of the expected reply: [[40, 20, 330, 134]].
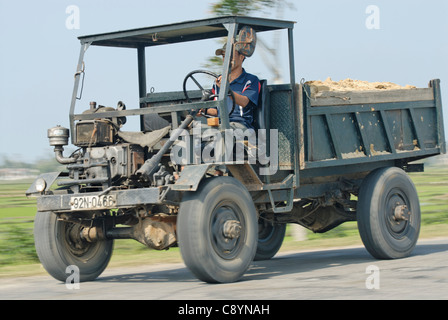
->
[[70, 195, 116, 211]]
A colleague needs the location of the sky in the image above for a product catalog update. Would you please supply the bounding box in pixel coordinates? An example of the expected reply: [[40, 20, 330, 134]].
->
[[0, 0, 447, 163]]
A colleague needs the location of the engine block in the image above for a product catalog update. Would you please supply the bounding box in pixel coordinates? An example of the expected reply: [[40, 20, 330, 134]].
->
[[83, 144, 145, 182]]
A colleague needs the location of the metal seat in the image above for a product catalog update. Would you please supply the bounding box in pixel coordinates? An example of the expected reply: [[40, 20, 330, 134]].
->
[[253, 79, 269, 131]]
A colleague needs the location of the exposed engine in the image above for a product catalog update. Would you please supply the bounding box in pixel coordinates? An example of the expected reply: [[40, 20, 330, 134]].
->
[[44, 102, 180, 251], [47, 102, 175, 191], [77, 143, 145, 183]]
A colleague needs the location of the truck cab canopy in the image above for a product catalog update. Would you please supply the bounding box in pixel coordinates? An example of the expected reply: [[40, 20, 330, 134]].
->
[[77, 16, 295, 48], [71, 16, 297, 136]]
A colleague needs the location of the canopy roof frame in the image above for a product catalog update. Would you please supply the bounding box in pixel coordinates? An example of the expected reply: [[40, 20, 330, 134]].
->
[[70, 16, 296, 138], [78, 16, 295, 48]]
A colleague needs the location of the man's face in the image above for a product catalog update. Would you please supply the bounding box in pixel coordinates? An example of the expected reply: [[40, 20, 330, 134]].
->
[[222, 50, 245, 71]]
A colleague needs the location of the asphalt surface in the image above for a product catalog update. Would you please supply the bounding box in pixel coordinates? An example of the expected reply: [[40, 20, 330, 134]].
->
[[1, 238, 447, 300]]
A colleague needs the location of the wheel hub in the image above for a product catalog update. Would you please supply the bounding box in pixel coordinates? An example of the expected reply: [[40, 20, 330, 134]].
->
[[222, 220, 241, 239], [394, 204, 410, 222], [65, 223, 92, 256], [211, 204, 245, 260], [386, 193, 411, 236]]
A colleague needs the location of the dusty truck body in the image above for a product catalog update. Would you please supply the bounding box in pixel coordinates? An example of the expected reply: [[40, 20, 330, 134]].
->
[[27, 16, 445, 283]]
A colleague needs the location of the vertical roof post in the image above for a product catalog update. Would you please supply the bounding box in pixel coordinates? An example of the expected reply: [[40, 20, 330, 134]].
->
[[218, 22, 238, 131], [137, 46, 147, 131], [69, 42, 89, 144]]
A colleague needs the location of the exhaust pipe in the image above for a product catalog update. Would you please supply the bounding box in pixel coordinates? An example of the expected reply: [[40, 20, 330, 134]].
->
[[48, 126, 78, 164], [136, 113, 195, 183]]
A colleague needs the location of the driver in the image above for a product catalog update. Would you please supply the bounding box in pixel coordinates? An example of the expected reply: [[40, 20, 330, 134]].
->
[[202, 43, 260, 130]]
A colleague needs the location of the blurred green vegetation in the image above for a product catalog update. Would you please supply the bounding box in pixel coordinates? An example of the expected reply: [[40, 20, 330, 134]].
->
[[0, 165, 446, 277]]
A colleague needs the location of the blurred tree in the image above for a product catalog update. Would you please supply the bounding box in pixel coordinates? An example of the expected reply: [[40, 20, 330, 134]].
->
[[0, 155, 32, 169], [0, 154, 64, 173], [210, 0, 276, 16], [205, 0, 295, 83]]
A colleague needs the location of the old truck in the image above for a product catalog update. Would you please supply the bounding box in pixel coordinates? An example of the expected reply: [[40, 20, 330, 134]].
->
[[27, 16, 445, 283]]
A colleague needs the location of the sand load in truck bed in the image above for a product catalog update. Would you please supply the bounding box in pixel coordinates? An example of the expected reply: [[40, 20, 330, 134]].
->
[[302, 78, 431, 107], [305, 77, 417, 98]]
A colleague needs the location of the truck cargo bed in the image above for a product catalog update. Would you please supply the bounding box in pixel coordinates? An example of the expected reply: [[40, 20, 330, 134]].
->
[[298, 79, 445, 170]]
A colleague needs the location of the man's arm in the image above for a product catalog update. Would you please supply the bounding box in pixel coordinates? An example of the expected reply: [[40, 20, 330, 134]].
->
[[203, 91, 247, 116], [231, 91, 250, 108], [215, 75, 250, 108]]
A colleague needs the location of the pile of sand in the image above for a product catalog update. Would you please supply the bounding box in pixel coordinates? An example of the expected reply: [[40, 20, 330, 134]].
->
[[306, 77, 416, 97]]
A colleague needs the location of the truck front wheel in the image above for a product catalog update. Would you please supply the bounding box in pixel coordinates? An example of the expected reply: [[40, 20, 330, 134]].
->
[[177, 177, 258, 283], [357, 167, 421, 259], [34, 211, 113, 282]]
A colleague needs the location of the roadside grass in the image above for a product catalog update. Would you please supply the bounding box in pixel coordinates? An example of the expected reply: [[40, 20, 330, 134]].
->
[[0, 166, 447, 278]]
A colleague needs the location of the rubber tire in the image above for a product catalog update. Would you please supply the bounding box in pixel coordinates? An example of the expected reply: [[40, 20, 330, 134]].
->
[[357, 167, 421, 259], [254, 221, 286, 261], [34, 211, 113, 282], [177, 177, 258, 283]]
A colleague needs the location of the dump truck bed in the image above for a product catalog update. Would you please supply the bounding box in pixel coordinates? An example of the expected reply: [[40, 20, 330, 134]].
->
[[299, 78, 445, 169]]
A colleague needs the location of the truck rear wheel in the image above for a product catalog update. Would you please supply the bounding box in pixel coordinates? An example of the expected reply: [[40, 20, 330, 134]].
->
[[177, 177, 258, 283], [34, 211, 113, 282], [357, 167, 421, 259]]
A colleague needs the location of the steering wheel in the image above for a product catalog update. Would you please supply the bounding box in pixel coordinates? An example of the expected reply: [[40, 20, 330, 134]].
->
[[182, 69, 236, 117]]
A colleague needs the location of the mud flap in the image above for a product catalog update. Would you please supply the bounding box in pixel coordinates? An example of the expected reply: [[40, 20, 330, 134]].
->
[[171, 164, 212, 191]]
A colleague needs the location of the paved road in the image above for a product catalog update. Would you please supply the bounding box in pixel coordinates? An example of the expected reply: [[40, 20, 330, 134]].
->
[[1, 238, 447, 300]]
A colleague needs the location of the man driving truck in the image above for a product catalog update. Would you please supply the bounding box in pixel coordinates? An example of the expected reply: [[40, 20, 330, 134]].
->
[[201, 41, 260, 130]]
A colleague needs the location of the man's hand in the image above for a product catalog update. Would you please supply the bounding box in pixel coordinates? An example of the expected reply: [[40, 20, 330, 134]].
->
[[197, 108, 218, 117], [196, 108, 205, 117]]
